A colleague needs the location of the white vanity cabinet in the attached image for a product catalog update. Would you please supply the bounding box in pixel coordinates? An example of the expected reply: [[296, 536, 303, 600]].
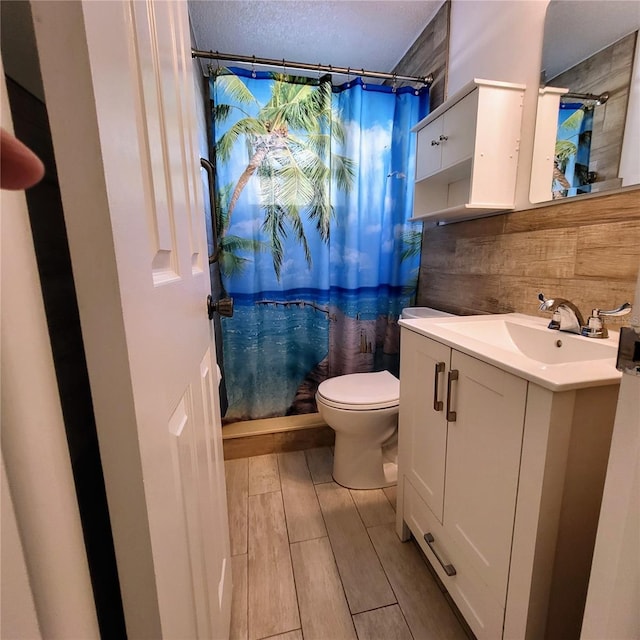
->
[[412, 79, 525, 223], [396, 326, 620, 640]]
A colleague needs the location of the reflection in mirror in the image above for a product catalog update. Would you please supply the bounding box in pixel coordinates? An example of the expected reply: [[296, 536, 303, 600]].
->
[[530, 1, 640, 204]]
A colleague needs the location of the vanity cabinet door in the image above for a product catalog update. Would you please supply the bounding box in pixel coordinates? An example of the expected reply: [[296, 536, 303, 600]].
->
[[444, 350, 527, 605], [398, 329, 449, 522]]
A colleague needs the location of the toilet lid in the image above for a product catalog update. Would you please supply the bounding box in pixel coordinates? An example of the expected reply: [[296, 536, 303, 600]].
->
[[317, 371, 399, 410]]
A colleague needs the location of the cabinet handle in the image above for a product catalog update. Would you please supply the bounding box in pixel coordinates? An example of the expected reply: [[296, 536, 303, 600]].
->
[[433, 362, 445, 411], [424, 533, 457, 576], [446, 369, 459, 422], [439, 134, 448, 142], [430, 139, 440, 146]]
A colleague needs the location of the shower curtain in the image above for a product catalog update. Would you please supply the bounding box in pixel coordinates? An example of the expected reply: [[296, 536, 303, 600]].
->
[[553, 103, 594, 198], [210, 68, 428, 420]]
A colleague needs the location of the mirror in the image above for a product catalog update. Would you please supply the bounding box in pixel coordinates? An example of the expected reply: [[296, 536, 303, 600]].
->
[[530, 1, 639, 203]]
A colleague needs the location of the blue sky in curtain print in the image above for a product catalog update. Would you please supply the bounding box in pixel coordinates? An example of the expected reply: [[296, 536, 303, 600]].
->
[[212, 70, 422, 297]]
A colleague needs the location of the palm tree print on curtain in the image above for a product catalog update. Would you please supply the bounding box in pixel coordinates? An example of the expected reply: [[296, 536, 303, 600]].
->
[[553, 103, 594, 199], [211, 68, 428, 420]]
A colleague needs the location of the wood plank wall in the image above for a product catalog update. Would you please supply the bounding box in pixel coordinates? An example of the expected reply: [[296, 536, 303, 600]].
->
[[416, 188, 640, 325], [391, 1, 449, 111]]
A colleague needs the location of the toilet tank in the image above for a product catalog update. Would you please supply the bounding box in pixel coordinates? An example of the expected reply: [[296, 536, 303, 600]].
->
[[401, 307, 455, 319]]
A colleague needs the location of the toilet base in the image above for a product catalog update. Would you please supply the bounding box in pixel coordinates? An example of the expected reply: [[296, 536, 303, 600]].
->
[[332, 432, 398, 490]]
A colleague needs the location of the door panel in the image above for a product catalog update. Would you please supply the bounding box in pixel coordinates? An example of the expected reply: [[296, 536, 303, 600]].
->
[[130, 0, 203, 282], [197, 350, 231, 633], [168, 388, 208, 637], [130, 0, 174, 275]]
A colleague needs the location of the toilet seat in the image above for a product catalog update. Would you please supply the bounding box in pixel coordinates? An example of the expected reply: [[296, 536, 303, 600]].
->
[[317, 371, 399, 411]]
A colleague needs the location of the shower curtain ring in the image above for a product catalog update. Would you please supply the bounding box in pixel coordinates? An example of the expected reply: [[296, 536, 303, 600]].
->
[[361, 68, 366, 89], [392, 73, 398, 93], [347, 66, 351, 86], [251, 55, 256, 78]]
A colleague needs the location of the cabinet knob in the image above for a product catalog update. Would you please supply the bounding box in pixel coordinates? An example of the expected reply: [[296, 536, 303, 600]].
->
[[430, 139, 440, 146], [439, 134, 449, 142]]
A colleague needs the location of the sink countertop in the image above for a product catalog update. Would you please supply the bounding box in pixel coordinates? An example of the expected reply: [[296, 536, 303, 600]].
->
[[399, 313, 622, 391]]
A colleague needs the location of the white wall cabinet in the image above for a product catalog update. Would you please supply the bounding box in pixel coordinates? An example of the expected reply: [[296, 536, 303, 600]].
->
[[397, 327, 620, 639], [412, 79, 525, 223]]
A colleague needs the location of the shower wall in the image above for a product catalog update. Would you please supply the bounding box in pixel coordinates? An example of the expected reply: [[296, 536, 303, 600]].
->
[[391, 0, 449, 111]]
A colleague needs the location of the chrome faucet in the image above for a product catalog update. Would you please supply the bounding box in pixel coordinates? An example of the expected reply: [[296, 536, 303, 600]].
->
[[538, 293, 632, 338], [538, 293, 585, 335]]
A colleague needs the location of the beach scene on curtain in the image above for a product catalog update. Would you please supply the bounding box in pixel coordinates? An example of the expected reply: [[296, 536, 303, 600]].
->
[[553, 103, 594, 199], [210, 68, 428, 421]]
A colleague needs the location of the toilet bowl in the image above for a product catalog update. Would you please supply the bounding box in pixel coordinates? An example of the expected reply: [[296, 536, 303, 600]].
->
[[316, 370, 400, 490]]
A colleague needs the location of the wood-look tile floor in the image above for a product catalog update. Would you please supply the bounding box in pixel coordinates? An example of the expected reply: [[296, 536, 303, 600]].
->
[[225, 447, 471, 640]]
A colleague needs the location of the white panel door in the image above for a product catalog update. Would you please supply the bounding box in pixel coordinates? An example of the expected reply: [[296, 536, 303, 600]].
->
[[31, 1, 231, 637]]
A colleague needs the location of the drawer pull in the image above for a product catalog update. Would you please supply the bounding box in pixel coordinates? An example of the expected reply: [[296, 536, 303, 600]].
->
[[433, 362, 445, 411], [424, 532, 457, 576], [446, 369, 459, 422]]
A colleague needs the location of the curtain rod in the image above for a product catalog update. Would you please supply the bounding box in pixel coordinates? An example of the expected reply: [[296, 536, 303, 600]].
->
[[191, 49, 433, 86], [561, 91, 609, 105]]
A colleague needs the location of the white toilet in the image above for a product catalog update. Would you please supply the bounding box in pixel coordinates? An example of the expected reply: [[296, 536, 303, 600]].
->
[[316, 370, 400, 489], [316, 307, 454, 490]]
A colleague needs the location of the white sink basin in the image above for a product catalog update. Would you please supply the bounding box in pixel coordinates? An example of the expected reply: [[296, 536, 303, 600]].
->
[[399, 313, 621, 391], [443, 316, 616, 364]]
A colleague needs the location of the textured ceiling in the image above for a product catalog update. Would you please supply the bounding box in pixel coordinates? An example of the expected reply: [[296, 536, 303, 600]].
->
[[188, 1, 444, 79]]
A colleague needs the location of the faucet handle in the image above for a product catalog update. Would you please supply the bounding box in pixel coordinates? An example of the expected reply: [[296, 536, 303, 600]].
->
[[538, 293, 559, 328], [595, 302, 632, 317], [538, 292, 553, 311], [581, 303, 632, 339]]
